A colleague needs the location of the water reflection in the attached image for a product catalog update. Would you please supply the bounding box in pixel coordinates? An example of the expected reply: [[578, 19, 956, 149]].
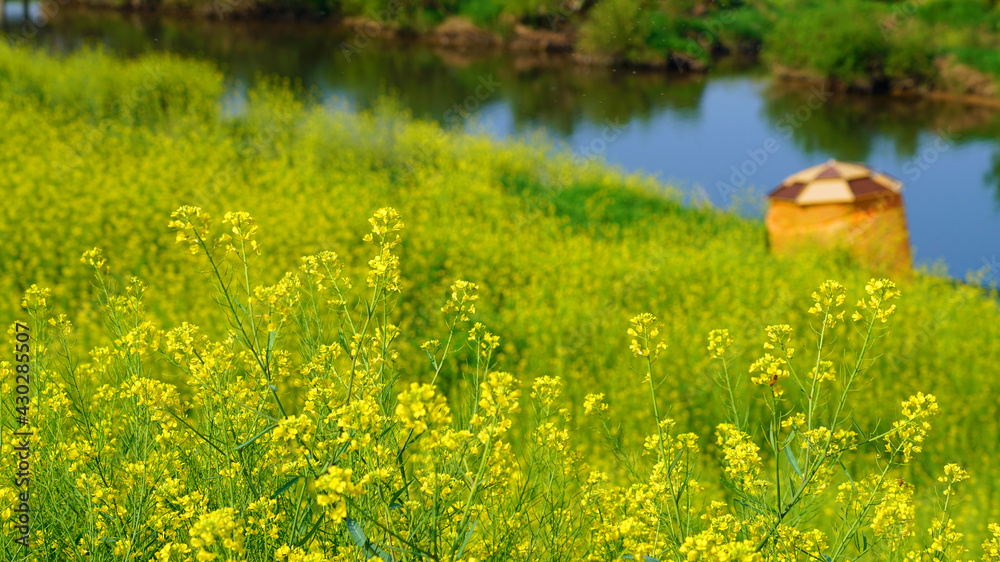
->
[[762, 82, 1000, 163], [2, 0, 41, 26], [986, 152, 1000, 210], [11, 11, 719, 135]]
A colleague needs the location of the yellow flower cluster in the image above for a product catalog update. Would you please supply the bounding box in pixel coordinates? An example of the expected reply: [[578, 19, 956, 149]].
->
[[886, 392, 941, 463], [807, 279, 846, 327], [762, 324, 793, 356], [939, 462, 971, 494], [871, 479, 916, 548], [220, 211, 261, 258], [188, 507, 245, 561], [707, 328, 734, 359], [853, 278, 901, 323], [679, 533, 762, 561], [441, 279, 479, 321], [984, 523, 1000, 561], [808, 359, 836, 382], [627, 313, 668, 360], [168, 205, 213, 255], [20, 284, 51, 312], [716, 424, 768, 495], [748, 353, 790, 395], [364, 207, 405, 293], [395, 382, 452, 433], [476, 371, 521, 421], [315, 467, 365, 520], [584, 392, 609, 415], [300, 251, 347, 295]]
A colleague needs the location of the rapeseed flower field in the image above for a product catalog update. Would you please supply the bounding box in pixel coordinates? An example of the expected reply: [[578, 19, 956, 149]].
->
[[3, 44, 1000, 561]]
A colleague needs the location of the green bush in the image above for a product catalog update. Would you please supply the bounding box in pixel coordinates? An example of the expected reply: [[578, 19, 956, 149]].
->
[[915, 0, 1000, 28], [337, 0, 444, 30], [454, 0, 505, 26], [722, 6, 772, 45], [950, 46, 1000, 79], [764, 1, 890, 83], [884, 21, 938, 83], [580, 0, 713, 65], [579, 0, 658, 62], [763, 1, 937, 85]]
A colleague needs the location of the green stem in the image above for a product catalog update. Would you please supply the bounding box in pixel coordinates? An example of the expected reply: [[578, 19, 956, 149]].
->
[[827, 446, 901, 561], [756, 308, 880, 552], [645, 355, 684, 546]]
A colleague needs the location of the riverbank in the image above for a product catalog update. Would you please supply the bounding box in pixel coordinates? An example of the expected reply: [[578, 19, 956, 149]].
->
[[9, 0, 1000, 103]]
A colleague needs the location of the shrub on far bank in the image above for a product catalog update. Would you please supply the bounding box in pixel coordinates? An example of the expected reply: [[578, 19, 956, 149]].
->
[[578, 0, 772, 67], [764, 2, 887, 84], [579, 0, 661, 64], [763, 1, 938, 89], [915, 0, 1000, 28]]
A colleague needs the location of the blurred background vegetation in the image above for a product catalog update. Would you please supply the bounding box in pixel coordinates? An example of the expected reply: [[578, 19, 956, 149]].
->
[[27, 0, 999, 97]]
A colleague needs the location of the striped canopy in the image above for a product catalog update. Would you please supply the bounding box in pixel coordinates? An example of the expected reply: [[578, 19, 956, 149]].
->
[[769, 160, 903, 205]]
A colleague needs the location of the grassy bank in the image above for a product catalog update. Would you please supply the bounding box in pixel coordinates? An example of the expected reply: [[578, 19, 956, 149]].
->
[[3, 46, 1000, 559]]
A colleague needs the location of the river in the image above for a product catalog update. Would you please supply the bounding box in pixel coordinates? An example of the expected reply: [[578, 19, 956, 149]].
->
[[5, 5, 1000, 280]]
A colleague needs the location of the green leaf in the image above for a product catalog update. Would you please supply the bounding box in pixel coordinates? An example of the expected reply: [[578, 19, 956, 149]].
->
[[271, 476, 300, 499], [267, 330, 277, 356], [667, 449, 684, 475], [456, 520, 476, 559], [785, 447, 803, 478], [838, 460, 858, 493], [851, 416, 868, 440], [389, 480, 412, 506], [338, 330, 351, 357], [296, 510, 325, 547], [345, 517, 391, 562], [235, 423, 278, 451], [781, 431, 795, 449]]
